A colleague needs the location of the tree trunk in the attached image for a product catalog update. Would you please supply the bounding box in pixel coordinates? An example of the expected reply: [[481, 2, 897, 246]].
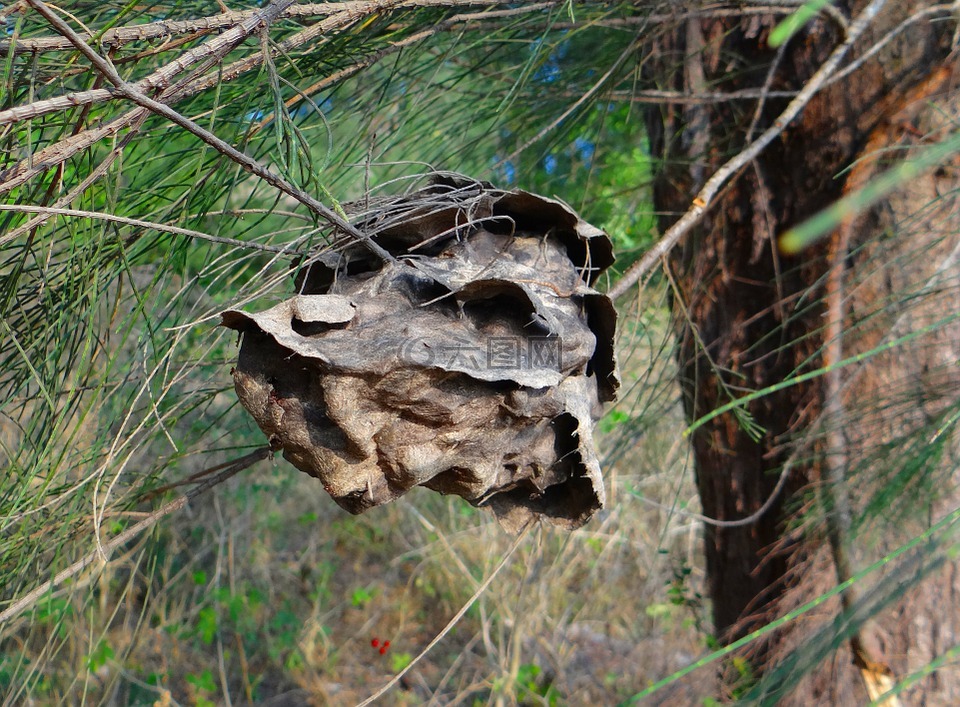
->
[[648, 3, 958, 699]]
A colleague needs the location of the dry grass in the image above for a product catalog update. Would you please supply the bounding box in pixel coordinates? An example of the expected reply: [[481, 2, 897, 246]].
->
[[0, 281, 713, 706]]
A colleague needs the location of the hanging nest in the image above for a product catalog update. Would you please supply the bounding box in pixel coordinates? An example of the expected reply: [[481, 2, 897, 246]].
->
[[221, 173, 619, 532]]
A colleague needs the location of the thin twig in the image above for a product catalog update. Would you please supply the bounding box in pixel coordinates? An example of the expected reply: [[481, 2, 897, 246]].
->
[[137, 452, 272, 502], [821, 172, 861, 658], [0, 204, 300, 252], [634, 454, 794, 528], [0, 447, 272, 627], [450, 3, 849, 40], [0, 0, 555, 53], [356, 522, 532, 707], [746, 36, 789, 141], [601, 87, 798, 105], [607, 0, 891, 301], [683, 17, 709, 189], [823, 4, 957, 89], [502, 36, 642, 165], [0, 0, 298, 126]]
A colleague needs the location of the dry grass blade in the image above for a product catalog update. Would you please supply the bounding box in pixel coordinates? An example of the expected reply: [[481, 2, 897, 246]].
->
[[357, 521, 532, 706]]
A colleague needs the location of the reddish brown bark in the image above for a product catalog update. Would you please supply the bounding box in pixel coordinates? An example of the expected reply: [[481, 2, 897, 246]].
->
[[647, 3, 956, 690]]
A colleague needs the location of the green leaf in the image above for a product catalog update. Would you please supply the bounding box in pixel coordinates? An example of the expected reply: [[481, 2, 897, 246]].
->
[[186, 669, 216, 693], [779, 130, 960, 253], [390, 652, 413, 673], [350, 586, 375, 607], [769, 0, 833, 48], [196, 607, 218, 645], [85, 639, 114, 672], [599, 409, 629, 434]]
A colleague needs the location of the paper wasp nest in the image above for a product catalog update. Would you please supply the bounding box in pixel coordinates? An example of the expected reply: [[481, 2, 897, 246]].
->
[[222, 174, 618, 531]]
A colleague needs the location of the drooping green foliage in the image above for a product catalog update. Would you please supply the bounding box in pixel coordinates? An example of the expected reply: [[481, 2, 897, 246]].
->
[[1, 3, 670, 702], [1, 1, 958, 704]]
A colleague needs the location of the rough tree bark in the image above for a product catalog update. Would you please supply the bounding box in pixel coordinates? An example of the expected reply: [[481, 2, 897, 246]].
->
[[648, 2, 958, 700]]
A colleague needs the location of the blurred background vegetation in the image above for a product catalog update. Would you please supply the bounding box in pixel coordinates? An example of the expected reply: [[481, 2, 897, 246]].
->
[[1, 1, 958, 705]]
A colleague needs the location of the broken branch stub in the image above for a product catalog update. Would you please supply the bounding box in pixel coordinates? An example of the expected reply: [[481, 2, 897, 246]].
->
[[221, 173, 619, 532]]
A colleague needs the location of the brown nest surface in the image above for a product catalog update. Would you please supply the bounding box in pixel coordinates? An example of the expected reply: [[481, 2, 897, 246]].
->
[[222, 173, 618, 532]]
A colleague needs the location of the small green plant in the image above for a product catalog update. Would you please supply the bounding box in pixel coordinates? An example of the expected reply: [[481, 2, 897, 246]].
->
[[389, 651, 413, 673], [297, 511, 318, 525], [267, 606, 301, 661], [194, 607, 218, 646], [599, 409, 630, 434], [666, 563, 709, 636], [185, 669, 217, 707], [35, 596, 73, 641], [350, 586, 375, 607], [125, 672, 167, 706], [86, 639, 114, 672], [515, 663, 561, 705], [727, 656, 757, 699]]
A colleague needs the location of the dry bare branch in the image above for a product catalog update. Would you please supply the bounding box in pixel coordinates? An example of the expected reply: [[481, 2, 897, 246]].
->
[[0, 0, 557, 53], [20, 0, 396, 263], [607, 0, 891, 300]]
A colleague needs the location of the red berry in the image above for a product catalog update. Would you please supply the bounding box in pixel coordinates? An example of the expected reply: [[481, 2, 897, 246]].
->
[[371, 638, 380, 648], [383, 640, 391, 648], [379, 646, 387, 655]]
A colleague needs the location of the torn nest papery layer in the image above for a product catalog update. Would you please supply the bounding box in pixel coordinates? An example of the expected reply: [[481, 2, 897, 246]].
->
[[221, 173, 619, 532]]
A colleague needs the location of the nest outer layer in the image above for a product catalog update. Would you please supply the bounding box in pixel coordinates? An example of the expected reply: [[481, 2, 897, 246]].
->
[[222, 174, 619, 532]]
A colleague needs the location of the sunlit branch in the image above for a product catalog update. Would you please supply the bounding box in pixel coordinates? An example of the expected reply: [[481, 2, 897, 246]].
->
[[607, 0, 891, 300], [22, 0, 395, 263]]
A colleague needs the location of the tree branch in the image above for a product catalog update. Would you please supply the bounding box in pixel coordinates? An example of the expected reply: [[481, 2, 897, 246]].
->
[[0, 204, 299, 253], [607, 0, 891, 301], [1, 0, 557, 53], [22, 0, 395, 263], [1, 0, 298, 125]]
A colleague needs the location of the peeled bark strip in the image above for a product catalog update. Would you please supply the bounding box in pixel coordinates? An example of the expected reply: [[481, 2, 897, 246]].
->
[[222, 173, 618, 531]]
